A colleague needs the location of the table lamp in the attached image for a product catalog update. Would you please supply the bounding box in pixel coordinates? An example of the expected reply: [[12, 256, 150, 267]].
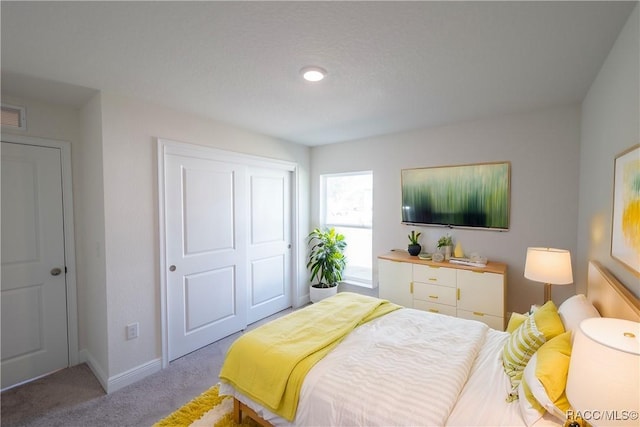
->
[[524, 247, 573, 302], [566, 317, 640, 426]]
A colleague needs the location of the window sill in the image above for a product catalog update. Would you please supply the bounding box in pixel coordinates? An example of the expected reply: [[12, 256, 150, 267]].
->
[[341, 280, 376, 289]]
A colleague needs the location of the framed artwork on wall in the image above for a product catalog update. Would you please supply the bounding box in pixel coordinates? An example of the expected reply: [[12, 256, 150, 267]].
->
[[611, 144, 640, 276]]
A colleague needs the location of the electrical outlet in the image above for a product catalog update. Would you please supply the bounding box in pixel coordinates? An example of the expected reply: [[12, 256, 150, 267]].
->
[[126, 322, 139, 340]]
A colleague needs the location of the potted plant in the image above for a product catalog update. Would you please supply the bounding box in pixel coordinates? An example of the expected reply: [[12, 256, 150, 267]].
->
[[306, 227, 347, 303], [437, 234, 454, 260], [407, 230, 422, 256]]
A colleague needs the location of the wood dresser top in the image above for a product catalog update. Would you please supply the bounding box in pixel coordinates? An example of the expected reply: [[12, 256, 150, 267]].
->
[[378, 251, 507, 275]]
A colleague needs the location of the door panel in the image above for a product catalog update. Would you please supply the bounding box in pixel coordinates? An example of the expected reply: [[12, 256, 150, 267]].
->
[[1, 142, 68, 389], [251, 255, 285, 305], [246, 168, 291, 323], [184, 267, 236, 332], [183, 168, 235, 254], [165, 154, 247, 361]]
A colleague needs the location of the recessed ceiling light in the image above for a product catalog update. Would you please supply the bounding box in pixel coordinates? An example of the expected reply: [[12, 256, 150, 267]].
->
[[301, 66, 327, 82]]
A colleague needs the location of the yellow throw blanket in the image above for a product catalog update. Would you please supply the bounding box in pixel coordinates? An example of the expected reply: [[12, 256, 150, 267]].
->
[[219, 292, 401, 421]]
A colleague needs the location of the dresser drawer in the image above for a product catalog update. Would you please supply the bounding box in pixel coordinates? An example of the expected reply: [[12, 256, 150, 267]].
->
[[457, 309, 504, 330], [456, 269, 504, 317], [413, 264, 456, 287], [413, 282, 457, 307], [414, 300, 457, 317]]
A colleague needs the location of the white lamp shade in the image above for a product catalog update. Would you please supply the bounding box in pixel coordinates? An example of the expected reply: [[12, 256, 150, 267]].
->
[[524, 247, 573, 284], [566, 317, 640, 426]]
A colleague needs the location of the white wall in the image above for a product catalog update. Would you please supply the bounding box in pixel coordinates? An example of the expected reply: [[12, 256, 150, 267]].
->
[[578, 5, 639, 298], [97, 92, 311, 384], [78, 93, 110, 387], [311, 105, 581, 314]]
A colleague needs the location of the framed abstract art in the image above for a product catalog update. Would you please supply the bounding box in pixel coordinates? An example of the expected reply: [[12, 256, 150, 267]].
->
[[611, 144, 640, 275]]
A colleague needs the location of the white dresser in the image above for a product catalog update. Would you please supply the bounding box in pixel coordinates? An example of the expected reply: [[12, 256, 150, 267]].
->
[[378, 251, 507, 330]]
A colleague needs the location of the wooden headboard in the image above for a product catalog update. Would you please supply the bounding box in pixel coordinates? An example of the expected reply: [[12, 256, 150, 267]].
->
[[587, 261, 640, 322]]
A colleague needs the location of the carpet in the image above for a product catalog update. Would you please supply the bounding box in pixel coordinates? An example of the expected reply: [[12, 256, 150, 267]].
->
[[154, 384, 258, 427]]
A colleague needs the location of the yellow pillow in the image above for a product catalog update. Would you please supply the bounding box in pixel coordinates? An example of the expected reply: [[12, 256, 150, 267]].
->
[[536, 331, 572, 404], [502, 300, 565, 391], [518, 332, 573, 425], [533, 301, 566, 339], [507, 312, 528, 333]]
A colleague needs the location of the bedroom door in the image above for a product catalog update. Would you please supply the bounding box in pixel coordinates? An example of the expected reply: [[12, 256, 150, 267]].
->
[[1, 142, 69, 389]]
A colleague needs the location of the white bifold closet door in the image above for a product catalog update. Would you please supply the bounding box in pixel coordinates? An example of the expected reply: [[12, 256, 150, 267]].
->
[[162, 143, 292, 361]]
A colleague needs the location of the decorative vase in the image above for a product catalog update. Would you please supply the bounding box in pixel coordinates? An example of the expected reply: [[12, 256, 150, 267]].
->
[[444, 245, 452, 260], [310, 284, 338, 303], [454, 241, 464, 258], [408, 244, 421, 256]]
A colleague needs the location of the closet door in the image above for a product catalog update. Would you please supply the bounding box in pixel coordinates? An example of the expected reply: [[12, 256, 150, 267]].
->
[[160, 140, 296, 363], [164, 153, 247, 361], [246, 167, 292, 323]]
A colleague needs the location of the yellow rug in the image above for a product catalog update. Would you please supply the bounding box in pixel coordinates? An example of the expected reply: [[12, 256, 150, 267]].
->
[[154, 384, 258, 427]]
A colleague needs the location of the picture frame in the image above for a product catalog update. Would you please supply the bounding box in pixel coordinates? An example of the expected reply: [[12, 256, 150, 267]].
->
[[611, 144, 640, 276]]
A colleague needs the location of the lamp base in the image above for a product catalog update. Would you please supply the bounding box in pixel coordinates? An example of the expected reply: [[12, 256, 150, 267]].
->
[[563, 415, 590, 427], [544, 283, 552, 303]]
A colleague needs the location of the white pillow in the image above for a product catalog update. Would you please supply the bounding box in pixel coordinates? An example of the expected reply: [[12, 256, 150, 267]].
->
[[519, 353, 568, 425], [557, 294, 600, 332], [518, 331, 573, 426], [518, 354, 545, 426]]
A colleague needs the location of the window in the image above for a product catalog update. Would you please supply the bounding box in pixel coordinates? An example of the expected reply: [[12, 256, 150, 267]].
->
[[321, 171, 373, 287]]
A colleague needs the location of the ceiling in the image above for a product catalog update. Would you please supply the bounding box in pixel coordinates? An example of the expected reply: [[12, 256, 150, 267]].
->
[[1, 1, 635, 146]]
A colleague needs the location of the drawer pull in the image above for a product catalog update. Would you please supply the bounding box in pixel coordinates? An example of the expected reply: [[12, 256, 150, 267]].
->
[[410, 282, 414, 294], [429, 295, 439, 299], [428, 278, 438, 281], [473, 312, 485, 316], [428, 309, 440, 313], [472, 270, 485, 274], [457, 289, 461, 300]]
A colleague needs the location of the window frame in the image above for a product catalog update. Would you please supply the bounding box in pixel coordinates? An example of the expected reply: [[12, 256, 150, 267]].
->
[[320, 171, 373, 287]]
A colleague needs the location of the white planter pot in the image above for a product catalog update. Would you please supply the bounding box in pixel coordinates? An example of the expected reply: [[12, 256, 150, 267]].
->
[[310, 285, 338, 303]]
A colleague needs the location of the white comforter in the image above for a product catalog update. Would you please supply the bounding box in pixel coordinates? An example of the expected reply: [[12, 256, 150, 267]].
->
[[220, 308, 562, 426], [294, 308, 488, 426]]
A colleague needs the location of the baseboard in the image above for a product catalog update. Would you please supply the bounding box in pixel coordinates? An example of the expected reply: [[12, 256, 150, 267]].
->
[[107, 358, 162, 393], [79, 349, 162, 394], [296, 294, 310, 308]]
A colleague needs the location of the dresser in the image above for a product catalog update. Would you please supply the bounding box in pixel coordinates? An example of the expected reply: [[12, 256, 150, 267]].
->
[[378, 251, 507, 330]]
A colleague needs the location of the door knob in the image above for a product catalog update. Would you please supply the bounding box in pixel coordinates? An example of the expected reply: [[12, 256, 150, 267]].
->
[[50, 268, 62, 276], [169, 265, 176, 272]]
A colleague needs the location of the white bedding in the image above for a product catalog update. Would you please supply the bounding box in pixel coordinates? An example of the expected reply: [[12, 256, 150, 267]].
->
[[446, 328, 560, 427], [219, 309, 562, 426]]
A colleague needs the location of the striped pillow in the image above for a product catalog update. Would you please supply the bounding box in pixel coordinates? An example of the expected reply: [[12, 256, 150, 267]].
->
[[502, 300, 564, 394]]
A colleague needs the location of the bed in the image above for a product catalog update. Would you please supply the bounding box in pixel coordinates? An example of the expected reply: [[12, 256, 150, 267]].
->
[[219, 261, 640, 427]]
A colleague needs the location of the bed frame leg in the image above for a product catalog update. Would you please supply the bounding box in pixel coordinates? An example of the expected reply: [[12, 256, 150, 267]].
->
[[232, 397, 275, 427], [233, 397, 242, 423]]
